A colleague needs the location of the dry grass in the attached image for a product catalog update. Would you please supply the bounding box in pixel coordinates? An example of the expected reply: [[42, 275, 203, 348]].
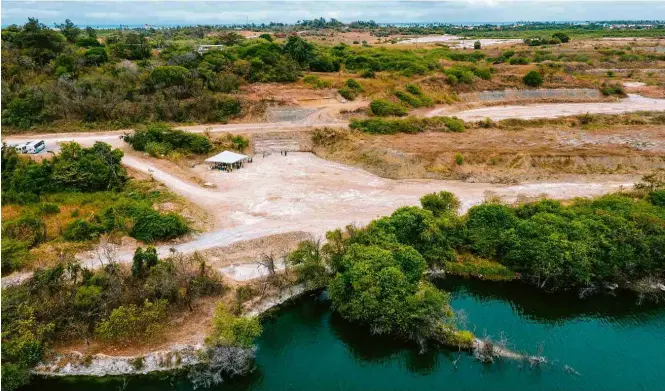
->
[[312, 116, 665, 183]]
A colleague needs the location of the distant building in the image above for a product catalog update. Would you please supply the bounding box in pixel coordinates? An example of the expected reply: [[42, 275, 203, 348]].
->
[[197, 44, 224, 54]]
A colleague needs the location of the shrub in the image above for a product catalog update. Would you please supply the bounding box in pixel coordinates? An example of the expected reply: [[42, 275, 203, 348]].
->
[[474, 41, 481, 50], [2, 215, 46, 247], [63, 219, 105, 241], [129, 206, 190, 243], [360, 69, 376, 78], [649, 190, 665, 206], [148, 66, 191, 88], [74, 285, 103, 308], [124, 123, 213, 156], [38, 203, 60, 215], [145, 141, 172, 157], [552, 32, 570, 43], [420, 191, 461, 216], [509, 57, 530, 65], [350, 117, 465, 135], [345, 78, 363, 91], [522, 70, 543, 87], [455, 153, 464, 165], [338, 87, 357, 101], [600, 83, 626, 97], [230, 135, 249, 151], [404, 84, 423, 96], [95, 299, 168, 344], [369, 99, 407, 117], [206, 304, 262, 348], [302, 75, 331, 89], [1, 238, 31, 273]]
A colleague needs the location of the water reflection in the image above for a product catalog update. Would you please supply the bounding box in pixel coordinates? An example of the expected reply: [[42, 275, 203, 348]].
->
[[21, 280, 665, 391], [328, 311, 442, 374], [435, 276, 664, 323]]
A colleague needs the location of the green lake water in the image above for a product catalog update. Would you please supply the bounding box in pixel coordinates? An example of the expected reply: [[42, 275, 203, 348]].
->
[[25, 278, 665, 391]]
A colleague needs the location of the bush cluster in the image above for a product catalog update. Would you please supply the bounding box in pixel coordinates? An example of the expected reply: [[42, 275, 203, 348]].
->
[[522, 70, 544, 87], [124, 123, 214, 156], [444, 65, 492, 85], [369, 99, 408, 117], [1, 250, 223, 390], [350, 116, 465, 134], [338, 78, 364, 101], [393, 84, 434, 108]]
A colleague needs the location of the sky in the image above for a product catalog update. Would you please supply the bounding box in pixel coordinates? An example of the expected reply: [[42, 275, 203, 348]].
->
[[2, 0, 664, 27]]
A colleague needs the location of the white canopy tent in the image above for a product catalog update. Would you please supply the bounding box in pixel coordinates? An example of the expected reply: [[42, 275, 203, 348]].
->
[[205, 150, 249, 164], [205, 151, 250, 171]]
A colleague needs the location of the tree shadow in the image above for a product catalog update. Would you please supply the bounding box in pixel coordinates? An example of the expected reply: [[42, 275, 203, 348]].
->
[[328, 311, 460, 375], [435, 276, 665, 323]]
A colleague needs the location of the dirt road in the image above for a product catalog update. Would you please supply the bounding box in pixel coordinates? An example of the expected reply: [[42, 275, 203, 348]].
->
[[81, 153, 631, 274], [427, 94, 665, 120], [0, 111, 640, 284]]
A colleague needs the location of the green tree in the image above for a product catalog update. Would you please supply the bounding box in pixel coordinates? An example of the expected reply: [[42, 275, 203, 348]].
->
[[473, 40, 481, 50], [287, 240, 328, 287], [84, 47, 107, 65], [206, 304, 262, 348], [13, 18, 66, 65], [95, 299, 168, 344], [369, 99, 407, 117], [258, 33, 273, 42], [522, 70, 543, 87], [283, 36, 314, 66], [420, 191, 461, 217], [552, 32, 570, 43], [57, 19, 81, 43], [328, 243, 452, 342]]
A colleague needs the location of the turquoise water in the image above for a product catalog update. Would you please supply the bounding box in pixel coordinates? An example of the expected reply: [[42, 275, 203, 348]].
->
[[25, 278, 665, 391]]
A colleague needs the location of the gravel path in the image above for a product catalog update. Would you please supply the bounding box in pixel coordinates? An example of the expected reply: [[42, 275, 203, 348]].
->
[[428, 94, 665, 120], [1, 117, 637, 285]]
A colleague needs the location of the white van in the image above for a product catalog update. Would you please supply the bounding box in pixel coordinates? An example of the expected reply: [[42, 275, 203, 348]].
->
[[12, 140, 46, 154]]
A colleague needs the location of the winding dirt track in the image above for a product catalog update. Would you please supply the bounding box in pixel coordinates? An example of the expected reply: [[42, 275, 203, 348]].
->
[[4, 94, 660, 283]]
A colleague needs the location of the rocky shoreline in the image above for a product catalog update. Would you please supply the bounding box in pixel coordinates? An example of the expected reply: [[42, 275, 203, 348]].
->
[[33, 283, 310, 378]]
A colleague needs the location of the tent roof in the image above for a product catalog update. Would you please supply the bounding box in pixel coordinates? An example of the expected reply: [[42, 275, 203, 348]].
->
[[205, 150, 249, 164]]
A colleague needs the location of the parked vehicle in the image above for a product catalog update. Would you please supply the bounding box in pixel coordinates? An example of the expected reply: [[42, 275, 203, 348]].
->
[[11, 140, 46, 154]]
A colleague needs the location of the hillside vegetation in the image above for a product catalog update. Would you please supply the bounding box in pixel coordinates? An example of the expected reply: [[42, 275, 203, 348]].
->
[[1, 143, 191, 274]]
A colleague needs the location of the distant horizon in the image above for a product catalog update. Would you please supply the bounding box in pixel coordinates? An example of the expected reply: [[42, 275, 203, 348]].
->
[[3, 1, 665, 27], [3, 20, 665, 29]]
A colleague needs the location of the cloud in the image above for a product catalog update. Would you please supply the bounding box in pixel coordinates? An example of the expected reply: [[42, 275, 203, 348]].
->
[[85, 12, 126, 19], [1, 1, 662, 26]]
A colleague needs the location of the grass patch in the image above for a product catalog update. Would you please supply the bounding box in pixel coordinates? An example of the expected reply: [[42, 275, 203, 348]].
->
[[443, 254, 517, 281]]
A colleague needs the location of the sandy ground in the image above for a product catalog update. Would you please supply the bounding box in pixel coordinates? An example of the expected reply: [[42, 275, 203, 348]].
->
[[0, 145, 633, 286], [3, 93, 660, 284], [428, 94, 665, 121], [398, 35, 522, 48], [86, 153, 631, 275]]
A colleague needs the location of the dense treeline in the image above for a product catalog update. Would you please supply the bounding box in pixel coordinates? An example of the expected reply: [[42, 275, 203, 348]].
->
[[1, 19, 243, 130], [92, 19, 664, 38], [288, 187, 665, 346], [1, 250, 223, 391], [2, 18, 500, 131], [338, 189, 665, 289]]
